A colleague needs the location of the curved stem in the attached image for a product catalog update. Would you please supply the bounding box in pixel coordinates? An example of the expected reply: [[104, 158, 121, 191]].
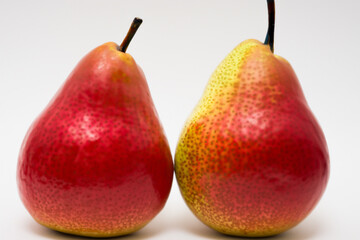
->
[[118, 17, 143, 53], [264, 0, 275, 52]]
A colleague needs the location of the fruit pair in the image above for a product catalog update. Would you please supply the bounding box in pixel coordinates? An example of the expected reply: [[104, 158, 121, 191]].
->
[[17, 1, 329, 238]]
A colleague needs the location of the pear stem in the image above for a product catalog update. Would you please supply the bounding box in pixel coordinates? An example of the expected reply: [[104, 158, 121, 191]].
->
[[264, 0, 275, 52], [118, 17, 143, 53]]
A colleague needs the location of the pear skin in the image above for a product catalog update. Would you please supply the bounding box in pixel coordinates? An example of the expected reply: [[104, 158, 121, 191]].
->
[[17, 22, 173, 237], [175, 39, 329, 237]]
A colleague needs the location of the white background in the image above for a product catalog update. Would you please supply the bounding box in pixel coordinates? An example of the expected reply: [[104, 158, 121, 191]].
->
[[1, 0, 359, 239]]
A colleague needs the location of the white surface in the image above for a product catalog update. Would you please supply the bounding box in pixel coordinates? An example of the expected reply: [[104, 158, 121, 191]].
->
[[1, 0, 359, 239]]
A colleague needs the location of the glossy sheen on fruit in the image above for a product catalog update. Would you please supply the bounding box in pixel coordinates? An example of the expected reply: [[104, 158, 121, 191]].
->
[[17, 42, 173, 237], [175, 39, 329, 237]]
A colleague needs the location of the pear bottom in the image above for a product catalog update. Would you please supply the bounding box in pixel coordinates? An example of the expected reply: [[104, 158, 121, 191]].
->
[[188, 207, 299, 238], [209, 222, 295, 238], [35, 218, 148, 238]]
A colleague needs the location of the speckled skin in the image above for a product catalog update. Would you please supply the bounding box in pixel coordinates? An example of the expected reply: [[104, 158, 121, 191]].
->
[[17, 42, 173, 238], [175, 39, 329, 237]]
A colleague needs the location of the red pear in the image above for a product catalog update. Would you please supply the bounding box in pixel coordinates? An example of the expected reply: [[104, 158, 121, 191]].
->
[[175, 1, 329, 237], [17, 18, 173, 237]]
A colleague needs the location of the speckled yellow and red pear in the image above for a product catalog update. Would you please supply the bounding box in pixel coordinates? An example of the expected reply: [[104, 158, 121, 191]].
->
[[175, 39, 329, 237]]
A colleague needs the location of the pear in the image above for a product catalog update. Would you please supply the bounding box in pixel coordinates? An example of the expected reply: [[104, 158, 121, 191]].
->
[[175, 1, 329, 237], [17, 18, 173, 238]]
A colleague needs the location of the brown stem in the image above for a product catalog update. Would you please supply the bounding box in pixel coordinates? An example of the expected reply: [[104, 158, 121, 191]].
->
[[118, 17, 143, 53]]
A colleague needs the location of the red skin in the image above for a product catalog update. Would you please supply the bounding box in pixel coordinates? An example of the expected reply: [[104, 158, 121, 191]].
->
[[175, 40, 329, 237], [17, 42, 173, 237]]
